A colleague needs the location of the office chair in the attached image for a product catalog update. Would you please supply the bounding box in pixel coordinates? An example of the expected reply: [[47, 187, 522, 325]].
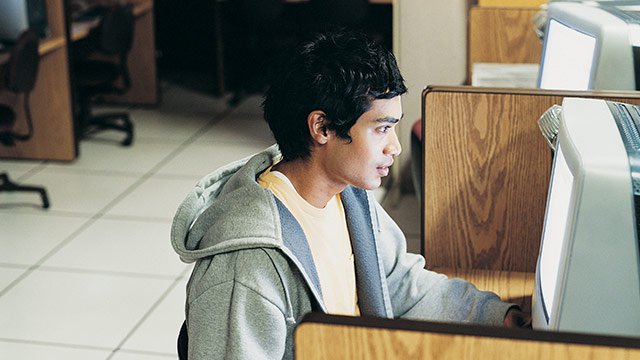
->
[[177, 320, 188, 360], [73, 4, 135, 146], [410, 119, 422, 203], [0, 30, 50, 209]]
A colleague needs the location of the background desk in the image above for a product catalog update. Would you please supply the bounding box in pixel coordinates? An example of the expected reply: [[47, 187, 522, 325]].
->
[[0, 0, 157, 162], [0, 0, 75, 161], [71, 0, 157, 105]]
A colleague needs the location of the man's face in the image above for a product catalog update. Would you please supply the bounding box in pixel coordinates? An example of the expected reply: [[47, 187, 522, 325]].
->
[[323, 96, 403, 190]]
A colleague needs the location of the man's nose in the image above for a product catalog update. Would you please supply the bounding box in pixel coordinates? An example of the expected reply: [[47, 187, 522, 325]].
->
[[385, 131, 402, 157]]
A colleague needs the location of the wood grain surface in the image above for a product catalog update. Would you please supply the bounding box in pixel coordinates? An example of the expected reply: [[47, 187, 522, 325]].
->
[[295, 314, 640, 359], [421, 86, 640, 272], [468, 7, 542, 83]]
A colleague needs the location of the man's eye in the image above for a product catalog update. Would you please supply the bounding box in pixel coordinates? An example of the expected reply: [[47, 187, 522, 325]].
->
[[378, 126, 391, 134]]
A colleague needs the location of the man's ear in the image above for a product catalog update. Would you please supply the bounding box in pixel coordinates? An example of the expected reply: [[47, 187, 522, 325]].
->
[[308, 110, 330, 145]]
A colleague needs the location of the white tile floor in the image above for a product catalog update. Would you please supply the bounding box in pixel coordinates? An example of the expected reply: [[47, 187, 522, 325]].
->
[[0, 81, 420, 359]]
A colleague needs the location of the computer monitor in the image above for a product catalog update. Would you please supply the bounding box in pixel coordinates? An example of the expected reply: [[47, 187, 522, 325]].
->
[[538, 2, 640, 91], [531, 97, 640, 337], [0, 0, 49, 44]]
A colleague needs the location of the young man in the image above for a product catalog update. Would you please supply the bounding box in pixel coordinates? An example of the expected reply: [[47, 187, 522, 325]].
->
[[172, 30, 530, 359]]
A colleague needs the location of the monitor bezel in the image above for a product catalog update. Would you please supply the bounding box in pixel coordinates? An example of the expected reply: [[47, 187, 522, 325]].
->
[[534, 140, 582, 328]]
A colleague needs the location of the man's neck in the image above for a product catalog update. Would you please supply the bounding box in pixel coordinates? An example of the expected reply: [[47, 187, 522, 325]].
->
[[273, 159, 344, 208]]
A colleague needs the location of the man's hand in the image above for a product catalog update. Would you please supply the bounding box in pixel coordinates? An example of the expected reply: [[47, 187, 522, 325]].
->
[[503, 307, 532, 329]]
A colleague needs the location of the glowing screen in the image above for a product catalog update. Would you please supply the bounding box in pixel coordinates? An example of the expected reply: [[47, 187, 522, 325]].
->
[[539, 144, 575, 321], [539, 19, 597, 90]]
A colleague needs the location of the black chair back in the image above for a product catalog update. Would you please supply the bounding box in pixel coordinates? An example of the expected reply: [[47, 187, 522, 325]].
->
[[4, 30, 40, 93], [0, 32, 49, 208], [0, 29, 40, 146], [98, 5, 134, 56]]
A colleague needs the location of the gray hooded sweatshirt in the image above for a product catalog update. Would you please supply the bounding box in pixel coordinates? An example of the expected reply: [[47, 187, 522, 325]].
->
[[172, 145, 514, 359]]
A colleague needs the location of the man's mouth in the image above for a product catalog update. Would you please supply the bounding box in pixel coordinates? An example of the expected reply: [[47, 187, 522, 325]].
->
[[377, 163, 393, 176]]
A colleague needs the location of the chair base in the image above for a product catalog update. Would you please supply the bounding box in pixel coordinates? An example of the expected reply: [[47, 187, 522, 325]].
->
[[0, 172, 50, 209], [84, 112, 134, 146]]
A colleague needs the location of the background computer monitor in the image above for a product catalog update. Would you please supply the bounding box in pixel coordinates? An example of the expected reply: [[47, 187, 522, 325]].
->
[[538, 2, 639, 91], [531, 97, 640, 337], [0, 0, 48, 44]]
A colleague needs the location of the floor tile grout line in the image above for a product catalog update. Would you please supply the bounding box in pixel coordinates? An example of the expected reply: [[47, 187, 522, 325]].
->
[[110, 348, 176, 358], [12, 161, 50, 182], [0, 337, 114, 353], [0, 263, 31, 270], [0, 88, 271, 356], [139, 105, 236, 176], [34, 264, 187, 281], [0, 206, 96, 217], [106, 274, 187, 360], [0, 97, 237, 299], [85, 105, 237, 220], [0, 213, 103, 298]]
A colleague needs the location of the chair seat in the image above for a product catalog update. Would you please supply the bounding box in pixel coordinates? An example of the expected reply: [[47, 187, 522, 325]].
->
[[75, 59, 120, 87]]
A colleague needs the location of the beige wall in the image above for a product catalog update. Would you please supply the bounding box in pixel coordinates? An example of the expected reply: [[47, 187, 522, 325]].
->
[[391, 0, 469, 196]]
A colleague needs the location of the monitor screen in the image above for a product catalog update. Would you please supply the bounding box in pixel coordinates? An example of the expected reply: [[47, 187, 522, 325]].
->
[[537, 143, 574, 322], [538, 19, 596, 90]]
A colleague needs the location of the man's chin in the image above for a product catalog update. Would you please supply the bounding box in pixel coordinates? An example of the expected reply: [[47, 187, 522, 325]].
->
[[359, 179, 382, 191]]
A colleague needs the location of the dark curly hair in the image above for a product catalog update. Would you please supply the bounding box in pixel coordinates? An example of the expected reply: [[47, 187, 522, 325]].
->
[[262, 29, 407, 161]]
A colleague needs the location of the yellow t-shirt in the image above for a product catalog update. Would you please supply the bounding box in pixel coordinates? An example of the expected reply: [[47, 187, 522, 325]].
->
[[258, 168, 359, 316]]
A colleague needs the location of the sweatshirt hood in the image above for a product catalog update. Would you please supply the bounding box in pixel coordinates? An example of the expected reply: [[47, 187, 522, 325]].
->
[[171, 144, 284, 262]]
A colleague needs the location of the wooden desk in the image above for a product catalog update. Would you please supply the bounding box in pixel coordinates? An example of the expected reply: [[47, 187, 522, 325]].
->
[[0, 0, 157, 161], [295, 313, 640, 359], [71, 0, 158, 105], [0, 0, 75, 161]]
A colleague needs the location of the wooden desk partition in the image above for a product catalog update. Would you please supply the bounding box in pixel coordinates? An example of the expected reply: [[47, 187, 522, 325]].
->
[[421, 86, 640, 272], [467, 6, 542, 84], [295, 313, 640, 359], [0, 0, 75, 161]]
